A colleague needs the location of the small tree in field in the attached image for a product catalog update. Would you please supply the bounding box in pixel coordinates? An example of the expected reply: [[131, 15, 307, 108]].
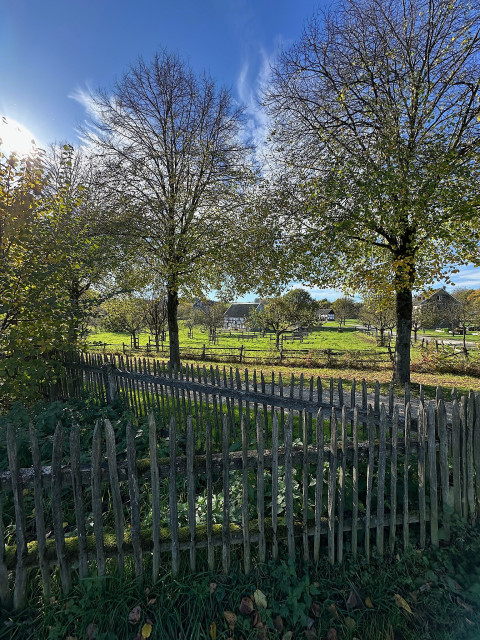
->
[[247, 289, 319, 348], [102, 296, 146, 347], [332, 297, 355, 330], [360, 292, 396, 346], [144, 294, 168, 350]]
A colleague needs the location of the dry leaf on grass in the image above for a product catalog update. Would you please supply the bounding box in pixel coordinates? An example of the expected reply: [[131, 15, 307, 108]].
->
[[346, 590, 360, 609], [141, 621, 153, 638], [224, 611, 237, 629], [239, 596, 254, 615], [209, 582, 217, 594], [365, 597, 374, 609], [345, 617, 356, 630], [86, 622, 97, 640], [311, 602, 321, 617], [209, 621, 217, 639], [327, 628, 338, 640], [394, 594, 412, 614], [128, 605, 142, 624], [328, 603, 340, 620], [282, 633, 293, 640], [304, 628, 317, 639], [254, 589, 268, 609], [252, 611, 263, 628], [273, 615, 284, 632]]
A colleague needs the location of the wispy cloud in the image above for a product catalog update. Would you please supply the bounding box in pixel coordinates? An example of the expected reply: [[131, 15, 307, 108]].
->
[[236, 48, 272, 165]]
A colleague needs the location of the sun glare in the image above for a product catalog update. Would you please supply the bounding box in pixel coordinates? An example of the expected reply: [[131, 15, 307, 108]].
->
[[0, 116, 37, 157]]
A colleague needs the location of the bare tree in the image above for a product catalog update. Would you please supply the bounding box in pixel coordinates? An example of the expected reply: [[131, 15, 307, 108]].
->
[[86, 52, 251, 364], [265, 0, 480, 382]]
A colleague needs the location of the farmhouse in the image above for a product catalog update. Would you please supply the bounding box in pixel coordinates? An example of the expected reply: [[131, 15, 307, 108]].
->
[[318, 308, 335, 321], [413, 287, 461, 312], [223, 302, 264, 329]]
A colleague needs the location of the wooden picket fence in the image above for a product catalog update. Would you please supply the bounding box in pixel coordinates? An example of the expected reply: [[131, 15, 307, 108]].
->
[[1, 353, 479, 611]]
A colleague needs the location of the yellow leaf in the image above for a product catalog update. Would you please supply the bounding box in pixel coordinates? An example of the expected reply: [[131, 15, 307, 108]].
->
[[141, 622, 152, 638], [394, 594, 412, 613], [223, 611, 237, 629], [365, 597, 374, 608], [209, 621, 217, 639]]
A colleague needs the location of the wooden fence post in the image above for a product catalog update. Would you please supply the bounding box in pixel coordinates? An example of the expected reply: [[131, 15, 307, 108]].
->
[[102, 363, 117, 405]]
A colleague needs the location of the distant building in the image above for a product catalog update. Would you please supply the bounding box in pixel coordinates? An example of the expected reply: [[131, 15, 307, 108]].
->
[[193, 297, 215, 311], [413, 287, 460, 311], [223, 302, 264, 329], [318, 308, 335, 322]]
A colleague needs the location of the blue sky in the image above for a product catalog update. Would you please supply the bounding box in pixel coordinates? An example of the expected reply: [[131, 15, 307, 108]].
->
[[1, 0, 479, 301]]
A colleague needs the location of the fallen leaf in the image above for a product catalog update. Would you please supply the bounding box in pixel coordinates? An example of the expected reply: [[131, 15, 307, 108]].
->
[[305, 628, 316, 639], [282, 633, 293, 640], [254, 589, 268, 609], [365, 597, 374, 609], [239, 596, 254, 615], [306, 616, 315, 630], [224, 611, 237, 629], [311, 602, 321, 617], [147, 597, 157, 605], [345, 616, 356, 630], [252, 611, 263, 628], [86, 622, 97, 640], [209, 621, 217, 639], [65, 637, 77, 640], [141, 622, 153, 638], [346, 590, 359, 608], [128, 605, 142, 624], [328, 603, 340, 620], [257, 624, 268, 640], [273, 615, 284, 632], [457, 597, 473, 612], [210, 582, 217, 594], [327, 628, 338, 640], [394, 594, 412, 614]]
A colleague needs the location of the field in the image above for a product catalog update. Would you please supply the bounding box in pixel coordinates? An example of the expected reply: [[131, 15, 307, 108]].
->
[[87, 322, 480, 395]]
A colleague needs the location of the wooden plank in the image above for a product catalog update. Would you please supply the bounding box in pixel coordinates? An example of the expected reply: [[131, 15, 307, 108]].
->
[[376, 405, 387, 558], [437, 399, 450, 541], [418, 403, 426, 548], [69, 423, 87, 580], [169, 416, 180, 576], [51, 422, 71, 594], [149, 411, 161, 581], [475, 393, 480, 516], [271, 412, 279, 561], [461, 396, 468, 518], [0, 475, 10, 607], [7, 423, 27, 609], [374, 381, 380, 415], [285, 411, 295, 559], [337, 406, 347, 563], [427, 402, 439, 547], [328, 407, 337, 565], [206, 416, 214, 570], [467, 392, 475, 521], [91, 419, 105, 576], [338, 378, 343, 407], [126, 421, 143, 579], [186, 417, 196, 572], [256, 413, 266, 564], [221, 415, 231, 573], [352, 407, 359, 558], [365, 406, 375, 561], [389, 406, 398, 555], [302, 410, 309, 562], [241, 412, 251, 573], [105, 419, 125, 574], [452, 400, 462, 516], [313, 408, 325, 563]]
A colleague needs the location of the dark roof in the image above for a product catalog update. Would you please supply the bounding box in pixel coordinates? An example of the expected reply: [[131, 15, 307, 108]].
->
[[417, 288, 460, 306], [224, 303, 260, 318], [318, 308, 334, 314]]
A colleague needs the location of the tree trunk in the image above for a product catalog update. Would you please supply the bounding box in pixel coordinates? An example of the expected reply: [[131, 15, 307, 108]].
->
[[167, 288, 180, 365], [276, 332, 281, 349], [393, 286, 413, 384]]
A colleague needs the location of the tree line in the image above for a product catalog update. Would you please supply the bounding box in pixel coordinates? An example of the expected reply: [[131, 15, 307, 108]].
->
[[3, 0, 480, 404]]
